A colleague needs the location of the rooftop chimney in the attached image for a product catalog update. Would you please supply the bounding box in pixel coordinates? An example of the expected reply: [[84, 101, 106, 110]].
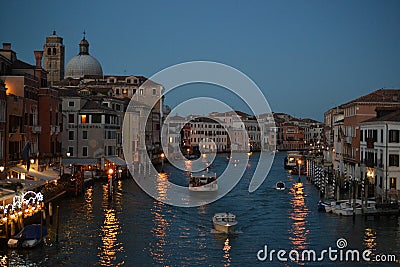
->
[[34, 50, 43, 68], [2, 43, 11, 50]]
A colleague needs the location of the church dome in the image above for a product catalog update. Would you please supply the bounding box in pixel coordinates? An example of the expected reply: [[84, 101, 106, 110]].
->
[[65, 37, 103, 79]]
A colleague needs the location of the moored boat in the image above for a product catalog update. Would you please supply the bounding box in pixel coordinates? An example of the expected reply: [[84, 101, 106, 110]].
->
[[317, 201, 332, 212], [212, 212, 238, 234], [8, 224, 48, 248]]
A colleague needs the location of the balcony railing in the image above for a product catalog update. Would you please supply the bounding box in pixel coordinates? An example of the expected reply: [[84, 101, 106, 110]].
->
[[31, 125, 42, 133]]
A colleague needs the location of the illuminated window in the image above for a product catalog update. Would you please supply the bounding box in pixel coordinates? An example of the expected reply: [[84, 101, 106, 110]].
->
[[81, 115, 87, 124], [390, 177, 396, 189]]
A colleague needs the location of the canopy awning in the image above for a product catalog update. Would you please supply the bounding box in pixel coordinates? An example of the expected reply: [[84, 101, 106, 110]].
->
[[62, 158, 99, 166], [10, 166, 59, 182], [105, 156, 127, 166]]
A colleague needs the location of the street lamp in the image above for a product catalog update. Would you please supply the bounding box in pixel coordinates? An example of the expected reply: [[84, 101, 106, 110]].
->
[[160, 152, 165, 172], [297, 159, 302, 182]]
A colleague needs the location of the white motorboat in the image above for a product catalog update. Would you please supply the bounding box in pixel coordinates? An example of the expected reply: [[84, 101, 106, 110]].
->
[[213, 212, 238, 234], [275, 181, 285, 190], [189, 171, 218, 192], [332, 200, 362, 216]]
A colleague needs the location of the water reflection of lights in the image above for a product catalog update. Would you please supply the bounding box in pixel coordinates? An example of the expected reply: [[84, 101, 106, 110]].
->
[[185, 160, 192, 172], [150, 172, 172, 265], [223, 238, 232, 266], [289, 182, 309, 259], [364, 228, 377, 252], [98, 183, 124, 266]]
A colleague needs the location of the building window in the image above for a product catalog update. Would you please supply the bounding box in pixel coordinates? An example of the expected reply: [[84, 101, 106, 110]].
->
[[389, 130, 399, 143], [53, 48, 57, 55], [152, 88, 157, 96], [360, 130, 363, 142], [379, 176, 382, 188], [68, 114, 74, 124], [68, 130, 74, 141], [68, 101, 75, 107], [68, 146, 74, 156], [389, 154, 399, 167], [80, 115, 87, 124], [82, 131, 88, 140], [390, 177, 397, 189], [82, 147, 88, 157], [115, 88, 120, 95], [139, 89, 144, 95], [92, 114, 101, 123]]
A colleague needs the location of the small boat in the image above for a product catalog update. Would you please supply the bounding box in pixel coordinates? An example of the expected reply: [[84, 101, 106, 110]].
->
[[189, 171, 218, 192], [8, 224, 48, 248], [317, 201, 332, 212], [213, 212, 238, 234], [275, 181, 285, 190]]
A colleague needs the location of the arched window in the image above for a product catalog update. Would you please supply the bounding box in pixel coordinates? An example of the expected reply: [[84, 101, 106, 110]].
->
[[47, 48, 51, 55], [53, 48, 56, 55]]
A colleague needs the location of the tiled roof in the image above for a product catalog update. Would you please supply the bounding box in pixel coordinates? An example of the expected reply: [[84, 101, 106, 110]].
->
[[81, 100, 114, 111], [12, 59, 34, 69], [362, 109, 400, 123], [343, 88, 400, 106]]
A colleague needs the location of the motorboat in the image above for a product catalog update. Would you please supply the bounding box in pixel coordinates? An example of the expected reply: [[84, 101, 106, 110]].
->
[[213, 212, 238, 234], [8, 224, 48, 248], [331, 200, 362, 216], [275, 181, 285, 190], [189, 171, 218, 192], [317, 201, 332, 212]]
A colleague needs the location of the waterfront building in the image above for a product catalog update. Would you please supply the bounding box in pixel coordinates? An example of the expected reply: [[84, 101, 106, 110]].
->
[[257, 113, 277, 151], [188, 117, 228, 153], [59, 88, 124, 168], [0, 81, 6, 170], [326, 89, 400, 190], [360, 108, 400, 202], [0, 43, 42, 166]]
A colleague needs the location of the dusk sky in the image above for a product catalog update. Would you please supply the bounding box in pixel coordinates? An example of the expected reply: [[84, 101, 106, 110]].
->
[[2, 0, 400, 121]]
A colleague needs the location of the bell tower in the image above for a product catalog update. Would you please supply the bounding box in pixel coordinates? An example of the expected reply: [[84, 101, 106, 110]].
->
[[43, 31, 65, 85]]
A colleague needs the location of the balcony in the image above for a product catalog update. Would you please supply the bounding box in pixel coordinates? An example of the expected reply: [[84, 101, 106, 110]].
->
[[50, 125, 60, 135], [31, 125, 42, 133], [344, 136, 352, 144]]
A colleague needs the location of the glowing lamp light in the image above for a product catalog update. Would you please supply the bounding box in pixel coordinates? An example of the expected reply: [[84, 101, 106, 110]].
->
[[108, 169, 114, 175], [297, 160, 302, 165], [30, 159, 35, 164], [0, 166, 4, 172], [161, 153, 165, 159], [66, 152, 71, 157]]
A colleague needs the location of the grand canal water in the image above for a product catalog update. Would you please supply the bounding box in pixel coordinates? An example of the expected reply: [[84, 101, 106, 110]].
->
[[2, 152, 400, 266]]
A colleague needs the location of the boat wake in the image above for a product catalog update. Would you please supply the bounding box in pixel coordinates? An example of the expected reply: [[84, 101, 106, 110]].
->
[[210, 229, 242, 234]]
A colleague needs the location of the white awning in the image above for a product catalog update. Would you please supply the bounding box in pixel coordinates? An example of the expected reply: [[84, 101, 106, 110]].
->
[[62, 158, 99, 166], [105, 156, 127, 166], [10, 166, 59, 182]]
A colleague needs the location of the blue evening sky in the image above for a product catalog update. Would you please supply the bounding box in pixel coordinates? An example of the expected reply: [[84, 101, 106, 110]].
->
[[2, 0, 400, 121]]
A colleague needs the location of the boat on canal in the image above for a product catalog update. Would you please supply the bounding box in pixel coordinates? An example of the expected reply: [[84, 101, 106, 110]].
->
[[284, 151, 304, 170], [189, 171, 218, 192], [212, 212, 238, 234], [275, 181, 285, 190], [317, 200, 332, 212], [8, 224, 48, 248]]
